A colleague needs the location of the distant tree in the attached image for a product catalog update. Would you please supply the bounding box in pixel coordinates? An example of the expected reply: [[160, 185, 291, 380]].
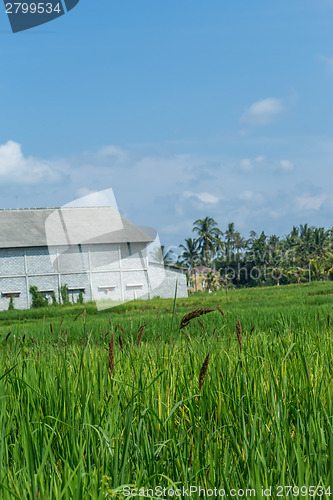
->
[[179, 238, 200, 269], [225, 222, 236, 256], [193, 217, 222, 265], [150, 245, 175, 266], [312, 227, 330, 260]]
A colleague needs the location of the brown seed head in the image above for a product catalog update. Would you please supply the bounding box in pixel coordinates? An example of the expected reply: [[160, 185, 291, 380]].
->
[[181, 330, 191, 341], [217, 306, 225, 318], [197, 318, 205, 330], [199, 353, 210, 392], [108, 334, 115, 378], [180, 308, 215, 330], [137, 324, 146, 347], [116, 325, 127, 336]]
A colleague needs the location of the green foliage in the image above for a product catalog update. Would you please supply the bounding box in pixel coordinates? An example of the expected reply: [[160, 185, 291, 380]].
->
[[179, 218, 333, 288], [0, 282, 332, 495], [29, 285, 48, 308], [8, 297, 14, 311], [51, 291, 57, 306], [150, 245, 175, 265], [60, 283, 70, 305], [77, 290, 84, 304]]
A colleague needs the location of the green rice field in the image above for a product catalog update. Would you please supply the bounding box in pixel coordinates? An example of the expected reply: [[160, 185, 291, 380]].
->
[[0, 281, 332, 499]]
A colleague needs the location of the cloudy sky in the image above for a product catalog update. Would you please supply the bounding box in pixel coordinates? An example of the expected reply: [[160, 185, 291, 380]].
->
[[0, 0, 332, 249]]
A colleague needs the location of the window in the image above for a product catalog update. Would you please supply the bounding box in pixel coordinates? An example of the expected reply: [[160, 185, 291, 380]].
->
[[2, 291, 20, 298], [98, 286, 115, 294], [126, 284, 143, 290], [40, 290, 54, 296]]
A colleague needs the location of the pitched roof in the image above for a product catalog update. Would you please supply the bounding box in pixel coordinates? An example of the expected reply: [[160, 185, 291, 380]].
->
[[0, 207, 152, 248]]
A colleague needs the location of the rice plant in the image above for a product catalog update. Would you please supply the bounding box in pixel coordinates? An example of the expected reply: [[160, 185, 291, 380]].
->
[[0, 281, 331, 498]]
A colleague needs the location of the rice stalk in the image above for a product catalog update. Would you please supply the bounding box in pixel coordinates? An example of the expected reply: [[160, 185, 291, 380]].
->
[[236, 318, 242, 353], [181, 330, 191, 341], [217, 306, 225, 318], [199, 353, 210, 392], [116, 325, 127, 336], [108, 334, 115, 378], [179, 308, 215, 330], [197, 319, 205, 330], [137, 324, 146, 347]]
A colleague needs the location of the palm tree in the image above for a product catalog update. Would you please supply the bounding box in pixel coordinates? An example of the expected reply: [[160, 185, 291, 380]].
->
[[150, 245, 174, 266], [233, 231, 246, 257], [192, 217, 222, 265], [179, 238, 200, 269], [312, 227, 330, 260], [179, 238, 200, 291], [225, 222, 236, 259]]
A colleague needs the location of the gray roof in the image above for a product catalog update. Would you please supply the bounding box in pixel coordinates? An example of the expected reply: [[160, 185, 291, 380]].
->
[[0, 207, 152, 249]]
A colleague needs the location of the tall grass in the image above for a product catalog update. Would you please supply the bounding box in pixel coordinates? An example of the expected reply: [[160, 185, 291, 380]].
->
[[0, 281, 331, 497]]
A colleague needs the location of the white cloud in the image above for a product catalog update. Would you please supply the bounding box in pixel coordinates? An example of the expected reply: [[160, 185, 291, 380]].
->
[[96, 145, 128, 163], [280, 160, 294, 171], [0, 141, 62, 184], [183, 191, 219, 204], [240, 97, 285, 126], [295, 193, 329, 211], [238, 190, 265, 203], [239, 158, 253, 171], [239, 156, 265, 171]]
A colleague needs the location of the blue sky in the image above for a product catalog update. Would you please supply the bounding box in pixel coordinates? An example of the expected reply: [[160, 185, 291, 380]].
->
[[0, 0, 332, 250]]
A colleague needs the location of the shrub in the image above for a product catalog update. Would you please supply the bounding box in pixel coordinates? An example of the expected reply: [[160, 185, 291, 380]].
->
[[29, 286, 48, 308], [60, 284, 70, 305], [51, 291, 58, 306], [77, 290, 84, 304]]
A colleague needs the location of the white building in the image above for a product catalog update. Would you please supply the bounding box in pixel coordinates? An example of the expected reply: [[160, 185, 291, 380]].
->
[[0, 207, 187, 310]]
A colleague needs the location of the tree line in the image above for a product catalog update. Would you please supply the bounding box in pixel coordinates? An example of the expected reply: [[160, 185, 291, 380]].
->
[[163, 217, 333, 288]]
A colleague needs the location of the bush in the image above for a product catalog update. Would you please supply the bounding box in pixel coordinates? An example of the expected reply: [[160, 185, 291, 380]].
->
[[29, 286, 48, 308], [60, 284, 70, 305], [77, 290, 84, 304], [51, 291, 58, 306]]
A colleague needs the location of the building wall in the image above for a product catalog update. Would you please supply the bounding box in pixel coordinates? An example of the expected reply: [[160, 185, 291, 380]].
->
[[148, 264, 188, 299], [0, 243, 187, 310]]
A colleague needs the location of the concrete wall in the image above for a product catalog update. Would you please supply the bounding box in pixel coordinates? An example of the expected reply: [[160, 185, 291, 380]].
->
[[0, 243, 187, 310], [148, 263, 188, 299]]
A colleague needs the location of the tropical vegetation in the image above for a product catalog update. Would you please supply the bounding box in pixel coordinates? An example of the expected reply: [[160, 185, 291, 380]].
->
[[177, 218, 333, 288]]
